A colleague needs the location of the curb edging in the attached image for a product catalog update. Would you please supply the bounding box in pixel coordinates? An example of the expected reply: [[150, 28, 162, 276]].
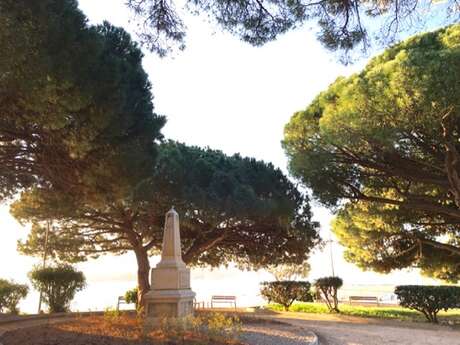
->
[[306, 330, 319, 345]]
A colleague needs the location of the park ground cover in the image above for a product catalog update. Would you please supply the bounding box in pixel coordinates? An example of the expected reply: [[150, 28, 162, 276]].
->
[[0, 313, 243, 345], [268, 302, 460, 323]]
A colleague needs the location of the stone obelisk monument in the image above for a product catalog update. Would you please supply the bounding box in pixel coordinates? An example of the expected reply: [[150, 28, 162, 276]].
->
[[144, 208, 195, 326]]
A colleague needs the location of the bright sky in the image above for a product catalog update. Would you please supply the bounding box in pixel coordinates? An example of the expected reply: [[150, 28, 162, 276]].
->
[[0, 0, 438, 313]]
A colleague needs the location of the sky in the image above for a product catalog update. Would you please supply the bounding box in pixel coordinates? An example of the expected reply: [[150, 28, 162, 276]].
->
[[0, 0, 440, 313]]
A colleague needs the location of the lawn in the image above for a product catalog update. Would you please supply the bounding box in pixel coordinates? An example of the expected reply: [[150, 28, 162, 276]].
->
[[267, 302, 460, 323]]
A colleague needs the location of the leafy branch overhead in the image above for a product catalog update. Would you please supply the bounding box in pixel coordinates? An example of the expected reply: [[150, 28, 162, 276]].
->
[[126, 0, 460, 58]]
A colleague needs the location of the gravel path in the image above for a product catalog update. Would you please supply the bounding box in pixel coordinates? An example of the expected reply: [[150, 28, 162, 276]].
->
[[241, 323, 316, 345], [268, 312, 460, 345]]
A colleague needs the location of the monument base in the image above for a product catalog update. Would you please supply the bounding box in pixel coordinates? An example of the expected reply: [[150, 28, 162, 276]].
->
[[144, 289, 196, 327]]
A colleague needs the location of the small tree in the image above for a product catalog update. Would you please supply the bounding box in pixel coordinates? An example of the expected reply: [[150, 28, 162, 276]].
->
[[29, 265, 86, 313], [314, 277, 343, 313], [260, 281, 313, 311], [395, 285, 460, 323], [124, 287, 138, 309], [0, 279, 29, 314]]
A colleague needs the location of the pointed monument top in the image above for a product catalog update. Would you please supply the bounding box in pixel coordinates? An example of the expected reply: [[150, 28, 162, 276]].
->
[[157, 207, 185, 268]]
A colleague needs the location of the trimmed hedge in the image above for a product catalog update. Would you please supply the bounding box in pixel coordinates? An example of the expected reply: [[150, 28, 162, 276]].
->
[[0, 279, 29, 314], [395, 285, 460, 323], [260, 281, 313, 311], [29, 264, 86, 313], [314, 276, 343, 313]]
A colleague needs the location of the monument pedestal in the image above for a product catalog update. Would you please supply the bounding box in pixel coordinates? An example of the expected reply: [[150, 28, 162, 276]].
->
[[144, 208, 195, 326]]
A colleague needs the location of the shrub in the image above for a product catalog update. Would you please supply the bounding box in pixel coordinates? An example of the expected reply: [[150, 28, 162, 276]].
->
[[104, 307, 121, 323], [260, 281, 313, 311], [0, 279, 29, 314], [314, 276, 343, 313], [395, 285, 460, 323], [29, 264, 86, 313], [158, 313, 241, 343], [124, 287, 138, 308]]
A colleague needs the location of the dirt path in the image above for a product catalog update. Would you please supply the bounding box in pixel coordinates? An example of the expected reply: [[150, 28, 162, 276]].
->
[[267, 312, 460, 345], [0, 316, 75, 338]]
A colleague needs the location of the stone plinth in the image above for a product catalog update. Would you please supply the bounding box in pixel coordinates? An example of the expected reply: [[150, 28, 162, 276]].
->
[[144, 208, 195, 326]]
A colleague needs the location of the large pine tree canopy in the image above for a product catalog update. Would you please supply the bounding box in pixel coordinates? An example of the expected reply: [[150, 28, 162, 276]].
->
[[13, 141, 320, 269], [283, 24, 460, 281], [0, 0, 165, 202], [3, 1, 320, 304]]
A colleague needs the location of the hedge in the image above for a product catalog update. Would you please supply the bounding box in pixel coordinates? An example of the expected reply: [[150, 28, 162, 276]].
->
[[395, 285, 460, 323], [29, 264, 86, 313], [260, 281, 313, 311]]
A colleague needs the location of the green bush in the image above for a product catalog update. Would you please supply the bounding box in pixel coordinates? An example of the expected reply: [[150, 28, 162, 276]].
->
[[124, 287, 138, 308], [0, 279, 29, 314], [158, 313, 242, 343], [29, 264, 86, 313], [314, 276, 343, 313], [260, 281, 313, 311], [395, 285, 460, 323]]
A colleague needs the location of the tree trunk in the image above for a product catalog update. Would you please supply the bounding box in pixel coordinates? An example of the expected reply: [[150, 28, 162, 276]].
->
[[133, 246, 151, 314]]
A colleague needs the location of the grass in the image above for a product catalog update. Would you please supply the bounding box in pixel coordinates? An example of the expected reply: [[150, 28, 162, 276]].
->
[[267, 302, 460, 323]]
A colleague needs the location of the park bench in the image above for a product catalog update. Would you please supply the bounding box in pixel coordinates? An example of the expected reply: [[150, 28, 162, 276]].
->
[[211, 295, 237, 309], [349, 296, 379, 306], [116, 296, 127, 311]]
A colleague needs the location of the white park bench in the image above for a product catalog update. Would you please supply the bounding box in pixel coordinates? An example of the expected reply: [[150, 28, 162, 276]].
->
[[211, 295, 237, 309], [349, 296, 379, 306]]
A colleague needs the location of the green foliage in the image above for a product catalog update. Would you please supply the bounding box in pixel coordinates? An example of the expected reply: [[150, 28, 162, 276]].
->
[[140, 141, 320, 268], [0, 0, 164, 202], [29, 265, 86, 313], [395, 285, 460, 323], [314, 277, 343, 312], [283, 24, 460, 281], [0, 279, 29, 314], [267, 302, 460, 322], [14, 140, 319, 306], [104, 307, 122, 322], [158, 313, 242, 344], [260, 281, 313, 310], [126, 0, 459, 60], [124, 287, 138, 307]]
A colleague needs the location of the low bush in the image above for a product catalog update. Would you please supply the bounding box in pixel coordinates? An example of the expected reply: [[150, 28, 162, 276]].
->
[[158, 313, 242, 344], [395, 285, 460, 323], [260, 281, 313, 311], [103, 307, 121, 322], [124, 287, 138, 308], [314, 276, 343, 313], [0, 279, 29, 314], [29, 264, 86, 313]]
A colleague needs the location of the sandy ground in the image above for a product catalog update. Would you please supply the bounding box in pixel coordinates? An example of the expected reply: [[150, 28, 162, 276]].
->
[[2, 311, 460, 345], [241, 323, 316, 345], [269, 311, 460, 345], [0, 316, 75, 337]]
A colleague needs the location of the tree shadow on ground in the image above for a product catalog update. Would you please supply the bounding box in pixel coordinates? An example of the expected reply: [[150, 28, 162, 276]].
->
[[0, 325, 157, 345]]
